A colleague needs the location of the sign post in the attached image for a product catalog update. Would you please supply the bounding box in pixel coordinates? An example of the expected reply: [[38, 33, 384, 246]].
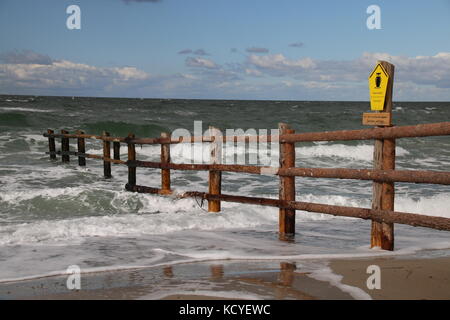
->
[[363, 62, 392, 126], [368, 60, 395, 251]]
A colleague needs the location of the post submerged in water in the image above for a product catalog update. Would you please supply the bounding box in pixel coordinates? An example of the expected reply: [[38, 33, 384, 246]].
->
[[371, 60, 395, 251], [127, 133, 136, 186], [113, 141, 121, 161], [76, 130, 86, 167], [103, 131, 112, 178], [208, 126, 222, 212], [160, 132, 171, 194], [47, 129, 56, 160], [61, 129, 70, 163], [278, 123, 296, 240]]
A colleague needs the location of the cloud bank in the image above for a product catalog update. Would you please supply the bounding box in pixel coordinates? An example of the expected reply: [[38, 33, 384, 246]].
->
[[0, 50, 53, 65], [1, 50, 450, 100]]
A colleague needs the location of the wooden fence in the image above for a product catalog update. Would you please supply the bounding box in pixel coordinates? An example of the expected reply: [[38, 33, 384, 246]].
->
[[43, 121, 450, 251]]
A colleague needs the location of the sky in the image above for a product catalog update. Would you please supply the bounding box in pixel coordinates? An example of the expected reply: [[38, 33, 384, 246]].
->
[[1, 0, 450, 100]]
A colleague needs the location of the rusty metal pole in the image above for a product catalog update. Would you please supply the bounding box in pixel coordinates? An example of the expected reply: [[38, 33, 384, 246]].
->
[[76, 130, 86, 166], [102, 131, 112, 178], [127, 133, 136, 186], [278, 123, 296, 240], [161, 132, 171, 193], [47, 129, 56, 160], [208, 126, 222, 212], [61, 130, 70, 163], [371, 60, 395, 251]]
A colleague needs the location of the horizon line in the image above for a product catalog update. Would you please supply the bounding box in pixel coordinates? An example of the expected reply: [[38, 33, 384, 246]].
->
[[1, 93, 449, 104]]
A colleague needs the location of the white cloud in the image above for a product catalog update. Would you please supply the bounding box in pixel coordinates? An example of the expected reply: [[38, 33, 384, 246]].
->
[[112, 66, 149, 81], [0, 57, 151, 97], [248, 54, 316, 74], [246, 51, 450, 91], [244, 68, 262, 77]]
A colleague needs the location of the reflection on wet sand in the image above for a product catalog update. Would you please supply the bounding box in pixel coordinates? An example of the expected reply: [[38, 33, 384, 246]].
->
[[163, 266, 173, 278], [0, 260, 355, 299], [210, 265, 224, 280]]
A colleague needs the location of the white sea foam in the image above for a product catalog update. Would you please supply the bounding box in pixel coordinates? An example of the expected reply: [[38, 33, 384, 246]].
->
[[395, 194, 450, 218], [139, 289, 269, 300], [0, 198, 278, 245], [137, 142, 410, 164], [0, 186, 86, 203], [308, 265, 372, 300], [0, 107, 51, 113], [1, 188, 449, 246], [299, 144, 409, 162]]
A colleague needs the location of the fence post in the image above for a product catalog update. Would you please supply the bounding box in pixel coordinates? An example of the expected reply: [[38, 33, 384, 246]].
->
[[279, 123, 296, 240], [208, 126, 222, 212], [103, 131, 112, 178], [47, 129, 56, 160], [127, 133, 136, 186], [371, 60, 395, 251], [161, 132, 171, 193], [113, 141, 121, 161], [76, 130, 86, 167], [61, 129, 70, 163]]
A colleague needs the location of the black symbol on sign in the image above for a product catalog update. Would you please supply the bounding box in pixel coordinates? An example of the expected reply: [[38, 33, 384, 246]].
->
[[375, 73, 382, 88]]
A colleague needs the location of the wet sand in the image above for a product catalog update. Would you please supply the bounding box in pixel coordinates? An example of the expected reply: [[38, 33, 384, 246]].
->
[[0, 255, 449, 300], [330, 256, 450, 300]]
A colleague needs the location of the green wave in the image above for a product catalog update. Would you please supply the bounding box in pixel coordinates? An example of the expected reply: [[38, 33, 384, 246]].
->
[[83, 121, 169, 137], [0, 113, 30, 127]]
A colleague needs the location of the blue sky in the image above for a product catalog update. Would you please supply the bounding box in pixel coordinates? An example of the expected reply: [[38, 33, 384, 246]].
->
[[1, 0, 450, 100]]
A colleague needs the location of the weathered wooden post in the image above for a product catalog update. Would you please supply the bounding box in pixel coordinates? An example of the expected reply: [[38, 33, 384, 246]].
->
[[103, 131, 112, 178], [208, 126, 222, 212], [127, 133, 136, 186], [278, 123, 296, 240], [367, 60, 396, 251], [113, 142, 121, 161], [61, 130, 70, 163], [47, 129, 56, 160], [160, 132, 171, 193], [76, 130, 86, 166]]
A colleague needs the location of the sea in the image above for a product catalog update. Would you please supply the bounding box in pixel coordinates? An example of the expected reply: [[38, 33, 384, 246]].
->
[[0, 95, 449, 296]]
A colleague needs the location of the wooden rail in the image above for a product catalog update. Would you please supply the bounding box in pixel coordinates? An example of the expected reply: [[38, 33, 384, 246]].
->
[[43, 121, 450, 251]]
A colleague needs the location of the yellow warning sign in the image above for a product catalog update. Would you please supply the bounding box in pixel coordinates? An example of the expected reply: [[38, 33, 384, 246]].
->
[[369, 64, 389, 111]]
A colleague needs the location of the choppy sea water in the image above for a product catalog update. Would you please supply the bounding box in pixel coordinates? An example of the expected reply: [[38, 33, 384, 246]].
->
[[0, 95, 449, 284]]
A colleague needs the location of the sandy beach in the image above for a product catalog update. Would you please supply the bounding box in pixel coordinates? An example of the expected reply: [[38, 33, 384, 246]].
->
[[1, 253, 449, 300], [330, 255, 450, 299]]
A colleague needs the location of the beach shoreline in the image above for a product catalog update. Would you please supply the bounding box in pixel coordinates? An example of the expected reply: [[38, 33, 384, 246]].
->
[[1, 252, 449, 300]]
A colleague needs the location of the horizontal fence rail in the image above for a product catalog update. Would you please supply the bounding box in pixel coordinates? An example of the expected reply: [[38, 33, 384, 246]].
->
[[124, 185, 450, 232], [126, 161, 450, 185], [43, 121, 450, 251]]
